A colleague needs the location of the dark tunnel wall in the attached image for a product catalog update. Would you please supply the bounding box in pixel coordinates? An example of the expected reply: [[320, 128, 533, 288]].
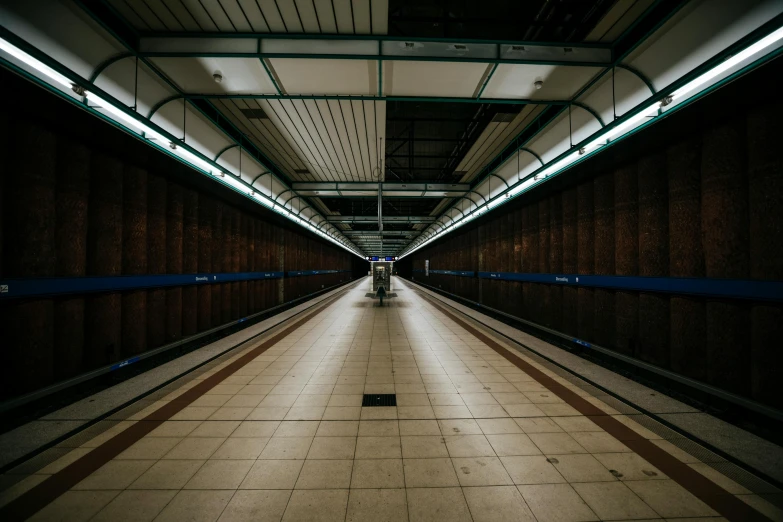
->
[[398, 60, 783, 411], [0, 73, 365, 400]]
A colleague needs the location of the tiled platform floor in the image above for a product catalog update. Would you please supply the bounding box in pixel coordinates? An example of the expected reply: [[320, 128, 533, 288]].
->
[[1, 277, 781, 521]]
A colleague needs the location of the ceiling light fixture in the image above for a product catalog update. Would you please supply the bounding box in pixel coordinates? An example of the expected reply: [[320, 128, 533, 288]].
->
[[88, 93, 168, 142], [671, 25, 783, 102], [0, 37, 71, 88]]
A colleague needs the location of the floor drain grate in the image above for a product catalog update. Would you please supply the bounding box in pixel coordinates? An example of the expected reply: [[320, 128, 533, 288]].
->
[[362, 394, 397, 407]]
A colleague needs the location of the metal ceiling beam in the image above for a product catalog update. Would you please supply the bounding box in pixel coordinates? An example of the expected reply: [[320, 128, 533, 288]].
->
[[138, 35, 612, 67], [343, 231, 421, 237], [294, 182, 469, 190], [139, 32, 613, 47], [386, 137, 472, 142], [353, 239, 409, 243], [182, 94, 565, 105], [327, 216, 436, 224], [292, 182, 468, 198]]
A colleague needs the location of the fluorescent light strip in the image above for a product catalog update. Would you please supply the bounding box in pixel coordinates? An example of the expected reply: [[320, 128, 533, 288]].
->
[[87, 93, 168, 143], [214, 172, 251, 194], [0, 37, 72, 88], [252, 192, 274, 207], [175, 147, 215, 173], [673, 25, 783, 100]]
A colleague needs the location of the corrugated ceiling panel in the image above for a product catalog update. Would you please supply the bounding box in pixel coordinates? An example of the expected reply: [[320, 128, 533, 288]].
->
[[375, 101, 387, 181], [257, 0, 287, 31], [371, 0, 389, 35], [113, 0, 388, 35], [302, 100, 349, 182], [351, 0, 372, 34], [289, 99, 345, 182], [214, 99, 305, 180], [326, 100, 361, 180], [179, 0, 220, 31], [341, 100, 368, 181], [294, 0, 322, 32], [314, 100, 354, 181], [237, 0, 271, 31], [332, 0, 355, 33], [219, 0, 253, 31], [313, 0, 338, 33], [268, 99, 335, 181], [364, 100, 380, 179], [197, 0, 236, 31], [352, 100, 373, 180], [276, 0, 305, 32], [457, 105, 545, 183], [455, 121, 505, 172], [162, 0, 201, 31]]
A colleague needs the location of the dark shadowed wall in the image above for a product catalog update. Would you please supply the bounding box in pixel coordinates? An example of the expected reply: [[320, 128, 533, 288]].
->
[[398, 58, 783, 411], [0, 71, 365, 400]]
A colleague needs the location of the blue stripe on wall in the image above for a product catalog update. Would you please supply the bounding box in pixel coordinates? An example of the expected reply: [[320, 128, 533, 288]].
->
[[431, 270, 475, 277], [0, 271, 284, 300], [411, 269, 474, 277], [408, 269, 783, 302], [287, 270, 352, 277]]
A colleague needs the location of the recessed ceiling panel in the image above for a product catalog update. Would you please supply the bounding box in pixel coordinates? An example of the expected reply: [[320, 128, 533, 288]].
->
[[482, 64, 602, 100], [271, 58, 377, 95], [384, 61, 488, 97], [150, 57, 278, 94]]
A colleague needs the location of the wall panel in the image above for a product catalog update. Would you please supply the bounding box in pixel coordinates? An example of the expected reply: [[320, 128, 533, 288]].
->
[[2, 121, 57, 394], [121, 165, 148, 357], [165, 183, 183, 343], [747, 102, 783, 407], [702, 122, 750, 396], [181, 188, 199, 336], [614, 164, 638, 356], [593, 172, 615, 349], [667, 139, 706, 381], [211, 201, 224, 326], [147, 173, 167, 348], [562, 187, 578, 336], [54, 138, 90, 379], [0, 79, 358, 402], [638, 153, 669, 367], [198, 195, 213, 331], [86, 153, 123, 368]]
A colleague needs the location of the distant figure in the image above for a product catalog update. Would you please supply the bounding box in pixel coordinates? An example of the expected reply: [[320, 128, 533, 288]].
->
[[376, 285, 387, 306]]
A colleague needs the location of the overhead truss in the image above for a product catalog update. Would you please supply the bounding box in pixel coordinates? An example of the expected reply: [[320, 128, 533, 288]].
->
[[138, 34, 612, 67], [293, 182, 468, 198]]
